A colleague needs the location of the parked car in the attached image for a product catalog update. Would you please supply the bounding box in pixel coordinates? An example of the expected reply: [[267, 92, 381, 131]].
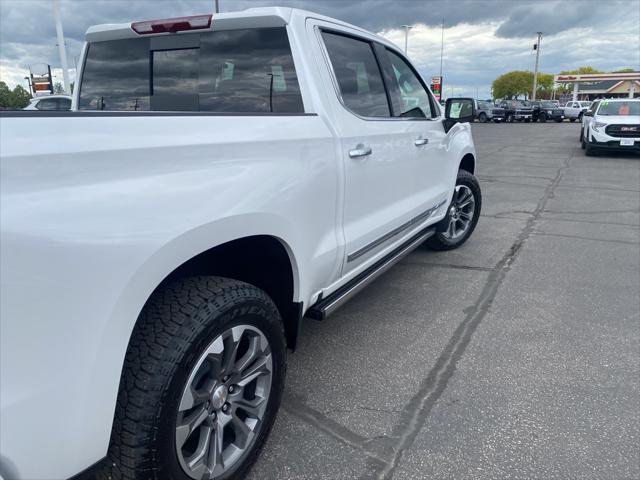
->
[[23, 94, 72, 111], [475, 100, 495, 123], [563, 100, 592, 122], [0, 8, 482, 480], [531, 101, 565, 122], [492, 100, 533, 122], [580, 98, 640, 155]]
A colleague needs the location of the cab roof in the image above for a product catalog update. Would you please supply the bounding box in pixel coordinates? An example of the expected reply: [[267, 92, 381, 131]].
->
[[85, 7, 381, 45]]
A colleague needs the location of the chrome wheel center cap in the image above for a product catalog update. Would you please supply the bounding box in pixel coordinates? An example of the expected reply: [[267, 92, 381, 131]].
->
[[449, 206, 457, 217], [211, 385, 228, 410]]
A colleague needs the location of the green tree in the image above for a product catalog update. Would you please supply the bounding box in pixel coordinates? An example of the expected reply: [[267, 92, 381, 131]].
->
[[9, 85, 31, 108], [54, 82, 65, 94], [491, 70, 554, 99], [558, 66, 604, 75], [613, 68, 636, 73], [0, 81, 11, 108], [492, 70, 532, 99]]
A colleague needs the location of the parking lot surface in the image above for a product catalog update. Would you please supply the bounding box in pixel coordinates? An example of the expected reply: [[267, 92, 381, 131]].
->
[[248, 123, 640, 480]]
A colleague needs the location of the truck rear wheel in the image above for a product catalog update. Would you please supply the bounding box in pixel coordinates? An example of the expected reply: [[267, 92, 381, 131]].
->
[[96, 277, 286, 480], [426, 170, 482, 251]]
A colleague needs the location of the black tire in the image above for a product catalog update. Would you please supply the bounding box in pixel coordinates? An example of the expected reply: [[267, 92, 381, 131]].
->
[[539, 112, 547, 123], [478, 112, 487, 123], [426, 170, 482, 251], [94, 277, 287, 480], [570, 118, 576, 122], [580, 127, 584, 143], [525, 118, 531, 123], [585, 142, 596, 156], [554, 118, 562, 123], [578, 112, 583, 122], [507, 114, 514, 123]]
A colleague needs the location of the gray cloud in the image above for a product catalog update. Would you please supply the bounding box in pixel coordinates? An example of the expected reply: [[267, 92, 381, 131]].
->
[[1, 0, 638, 97]]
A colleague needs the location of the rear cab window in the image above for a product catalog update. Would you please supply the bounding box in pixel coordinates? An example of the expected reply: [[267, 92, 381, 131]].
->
[[320, 31, 390, 118], [78, 27, 304, 113]]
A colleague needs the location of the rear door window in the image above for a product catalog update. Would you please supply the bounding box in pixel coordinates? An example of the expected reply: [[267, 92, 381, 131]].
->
[[79, 27, 303, 113], [320, 31, 390, 118]]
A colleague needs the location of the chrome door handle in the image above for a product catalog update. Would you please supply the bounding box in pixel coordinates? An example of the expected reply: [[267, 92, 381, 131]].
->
[[414, 137, 429, 146], [349, 144, 372, 158]]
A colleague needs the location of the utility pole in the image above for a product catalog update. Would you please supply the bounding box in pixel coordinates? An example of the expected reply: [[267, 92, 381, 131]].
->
[[439, 17, 444, 80], [214, 0, 219, 13], [52, 0, 70, 94], [401, 25, 412, 54], [531, 31, 543, 101]]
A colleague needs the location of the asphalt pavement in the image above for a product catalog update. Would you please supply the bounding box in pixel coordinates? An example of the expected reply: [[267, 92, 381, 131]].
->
[[248, 122, 640, 480]]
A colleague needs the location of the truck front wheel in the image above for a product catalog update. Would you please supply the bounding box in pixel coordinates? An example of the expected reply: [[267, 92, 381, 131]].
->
[[427, 170, 482, 251], [96, 277, 286, 480]]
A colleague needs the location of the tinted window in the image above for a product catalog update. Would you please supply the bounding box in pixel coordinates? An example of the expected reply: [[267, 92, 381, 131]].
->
[[321, 31, 390, 117], [58, 98, 71, 110], [36, 98, 60, 110], [383, 49, 432, 118], [79, 28, 303, 113]]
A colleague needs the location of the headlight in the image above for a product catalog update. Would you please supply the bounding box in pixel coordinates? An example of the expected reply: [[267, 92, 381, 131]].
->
[[592, 121, 607, 132]]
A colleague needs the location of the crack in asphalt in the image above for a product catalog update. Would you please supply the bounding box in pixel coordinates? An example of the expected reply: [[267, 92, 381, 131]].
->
[[282, 392, 391, 464], [398, 261, 493, 272]]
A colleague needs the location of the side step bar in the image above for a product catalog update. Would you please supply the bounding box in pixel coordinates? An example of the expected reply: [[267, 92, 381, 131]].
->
[[306, 227, 436, 320]]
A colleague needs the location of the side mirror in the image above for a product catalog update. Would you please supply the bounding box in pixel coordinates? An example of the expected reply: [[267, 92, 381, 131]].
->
[[444, 97, 475, 133], [584, 111, 593, 117]]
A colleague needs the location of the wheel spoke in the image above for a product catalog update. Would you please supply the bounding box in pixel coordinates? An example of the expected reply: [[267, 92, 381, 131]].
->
[[184, 424, 212, 478], [235, 395, 267, 418], [230, 413, 252, 448], [176, 405, 209, 447], [207, 421, 225, 472], [447, 218, 456, 237], [237, 354, 272, 388], [235, 335, 264, 373], [222, 331, 242, 375], [459, 210, 472, 220]]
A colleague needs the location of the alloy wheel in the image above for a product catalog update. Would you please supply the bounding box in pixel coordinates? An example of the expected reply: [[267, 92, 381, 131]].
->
[[442, 185, 476, 240], [175, 324, 273, 479]]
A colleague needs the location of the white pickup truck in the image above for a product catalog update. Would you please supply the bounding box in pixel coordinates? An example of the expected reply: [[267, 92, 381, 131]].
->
[[0, 8, 480, 480]]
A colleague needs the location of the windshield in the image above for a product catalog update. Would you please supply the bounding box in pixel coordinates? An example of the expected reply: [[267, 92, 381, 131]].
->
[[596, 101, 640, 116], [540, 102, 556, 108]]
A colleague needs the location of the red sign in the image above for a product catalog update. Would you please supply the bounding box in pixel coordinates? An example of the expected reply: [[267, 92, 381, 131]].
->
[[430, 76, 443, 101]]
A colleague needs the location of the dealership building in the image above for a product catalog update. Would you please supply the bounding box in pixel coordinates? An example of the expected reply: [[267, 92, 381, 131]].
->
[[554, 72, 640, 101]]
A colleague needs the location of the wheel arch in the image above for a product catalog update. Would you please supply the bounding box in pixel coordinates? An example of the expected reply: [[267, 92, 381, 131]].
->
[[459, 153, 476, 175]]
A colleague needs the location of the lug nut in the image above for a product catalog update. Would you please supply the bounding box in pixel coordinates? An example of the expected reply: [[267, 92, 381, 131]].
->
[[222, 403, 230, 413], [229, 385, 234, 393]]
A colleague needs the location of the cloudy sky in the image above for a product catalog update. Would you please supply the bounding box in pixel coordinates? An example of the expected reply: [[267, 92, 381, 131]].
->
[[1, 0, 638, 98]]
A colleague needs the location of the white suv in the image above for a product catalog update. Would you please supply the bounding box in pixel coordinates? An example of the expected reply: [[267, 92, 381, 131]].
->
[[580, 99, 640, 155]]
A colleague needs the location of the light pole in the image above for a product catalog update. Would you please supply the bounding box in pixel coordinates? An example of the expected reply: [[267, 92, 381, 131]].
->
[[401, 25, 412, 54], [52, 0, 70, 94], [214, 0, 219, 13], [531, 31, 543, 101]]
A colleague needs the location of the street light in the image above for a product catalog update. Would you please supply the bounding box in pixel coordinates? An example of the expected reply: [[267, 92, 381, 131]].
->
[[401, 25, 412, 54]]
